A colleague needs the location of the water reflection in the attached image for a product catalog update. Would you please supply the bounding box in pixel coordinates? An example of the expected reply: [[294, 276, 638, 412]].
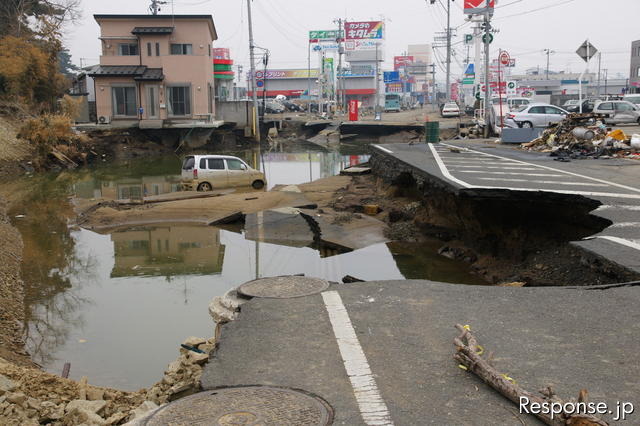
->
[[111, 226, 226, 277]]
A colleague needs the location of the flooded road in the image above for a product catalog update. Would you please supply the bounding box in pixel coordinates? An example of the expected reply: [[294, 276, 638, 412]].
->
[[2, 142, 485, 390]]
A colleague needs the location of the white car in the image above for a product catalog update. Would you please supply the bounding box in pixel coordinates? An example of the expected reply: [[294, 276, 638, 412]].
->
[[441, 102, 460, 117], [592, 100, 640, 125], [181, 155, 266, 191], [622, 94, 640, 108], [505, 103, 568, 128]]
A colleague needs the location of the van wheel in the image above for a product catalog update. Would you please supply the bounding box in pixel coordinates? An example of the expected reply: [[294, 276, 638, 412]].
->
[[252, 180, 265, 190], [521, 121, 533, 128], [197, 182, 212, 192]]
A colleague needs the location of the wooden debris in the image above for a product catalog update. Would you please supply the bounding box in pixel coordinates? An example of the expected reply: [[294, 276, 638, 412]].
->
[[453, 324, 609, 426]]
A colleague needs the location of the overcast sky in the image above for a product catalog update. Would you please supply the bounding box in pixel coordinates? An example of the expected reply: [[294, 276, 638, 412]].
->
[[65, 0, 639, 84]]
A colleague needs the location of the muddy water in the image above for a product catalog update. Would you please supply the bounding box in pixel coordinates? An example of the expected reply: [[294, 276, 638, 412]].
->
[[3, 142, 485, 391]]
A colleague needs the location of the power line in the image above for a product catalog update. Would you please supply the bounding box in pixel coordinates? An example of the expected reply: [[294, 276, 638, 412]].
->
[[494, 0, 577, 20]]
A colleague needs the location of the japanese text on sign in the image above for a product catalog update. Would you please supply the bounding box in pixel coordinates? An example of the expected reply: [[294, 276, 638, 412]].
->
[[344, 21, 384, 40]]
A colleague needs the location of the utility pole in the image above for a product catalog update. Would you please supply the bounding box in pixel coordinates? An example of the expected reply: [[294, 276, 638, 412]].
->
[[334, 18, 344, 114], [596, 52, 602, 97], [543, 48, 555, 80], [149, 0, 166, 15], [429, 63, 437, 111], [307, 41, 311, 114], [375, 41, 380, 115], [427, 0, 454, 100], [246, 0, 260, 142], [483, 0, 492, 138]]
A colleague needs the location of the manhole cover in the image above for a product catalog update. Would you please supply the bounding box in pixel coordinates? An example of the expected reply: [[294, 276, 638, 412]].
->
[[142, 386, 333, 426], [237, 276, 330, 299]]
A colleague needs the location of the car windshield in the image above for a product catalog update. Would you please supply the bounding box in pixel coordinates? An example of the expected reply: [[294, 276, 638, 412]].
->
[[514, 105, 529, 112], [625, 96, 640, 104]]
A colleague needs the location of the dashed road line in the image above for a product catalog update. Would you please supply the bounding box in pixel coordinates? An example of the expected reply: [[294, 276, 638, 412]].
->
[[454, 171, 564, 177], [475, 178, 607, 187], [609, 222, 640, 228], [596, 205, 640, 212], [374, 145, 394, 154], [322, 291, 394, 426], [588, 236, 640, 252]]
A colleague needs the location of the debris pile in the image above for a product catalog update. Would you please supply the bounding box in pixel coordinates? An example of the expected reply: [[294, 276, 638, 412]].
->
[[520, 113, 640, 161]]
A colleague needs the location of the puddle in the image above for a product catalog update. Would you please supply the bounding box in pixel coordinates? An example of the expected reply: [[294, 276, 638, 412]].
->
[[2, 143, 486, 390]]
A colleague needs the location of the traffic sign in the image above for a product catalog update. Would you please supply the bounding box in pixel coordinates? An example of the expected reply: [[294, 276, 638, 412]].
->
[[256, 80, 264, 88], [464, 34, 473, 44], [255, 70, 264, 79], [499, 50, 510, 66], [482, 33, 493, 44], [576, 40, 598, 63]]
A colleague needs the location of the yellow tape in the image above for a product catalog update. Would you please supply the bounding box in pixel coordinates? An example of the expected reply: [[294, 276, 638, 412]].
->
[[458, 364, 468, 371], [501, 373, 516, 384], [463, 325, 471, 331], [475, 344, 484, 355]]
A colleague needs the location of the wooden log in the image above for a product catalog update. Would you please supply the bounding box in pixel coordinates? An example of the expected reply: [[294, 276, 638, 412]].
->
[[453, 324, 608, 426]]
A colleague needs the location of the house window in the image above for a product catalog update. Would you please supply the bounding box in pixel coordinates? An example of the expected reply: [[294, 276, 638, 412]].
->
[[118, 43, 138, 55], [147, 42, 152, 56], [112, 86, 137, 116], [170, 44, 192, 55], [168, 86, 191, 116], [155, 42, 160, 56]]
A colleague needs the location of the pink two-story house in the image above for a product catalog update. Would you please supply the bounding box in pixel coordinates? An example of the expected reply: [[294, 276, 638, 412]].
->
[[89, 14, 217, 127]]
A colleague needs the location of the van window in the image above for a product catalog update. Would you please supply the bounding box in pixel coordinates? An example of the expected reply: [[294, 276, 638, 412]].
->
[[182, 157, 194, 170], [226, 159, 245, 170], [207, 158, 225, 169], [599, 103, 613, 111], [199, 158, 207, 169]]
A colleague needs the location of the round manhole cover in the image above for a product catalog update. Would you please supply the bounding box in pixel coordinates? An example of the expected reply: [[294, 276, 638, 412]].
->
[[237, 276, 330, 299], [142, 386, 333, 426]]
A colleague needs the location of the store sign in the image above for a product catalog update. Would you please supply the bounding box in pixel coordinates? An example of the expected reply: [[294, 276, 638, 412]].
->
[[463, 0, 495, 15], [311, 43, 340, 51], [344, 39, 379, 51], [386, 83, 403, 93], [212, 48, 230, 60], [344, 21, 384, 40], [393, 56, 414, 70], [309, 30, 343, 42], [248, 69, 320, 79]]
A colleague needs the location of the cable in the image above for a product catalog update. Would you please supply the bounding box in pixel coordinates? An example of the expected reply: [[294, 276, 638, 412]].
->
[[494, 0, 577, 20]]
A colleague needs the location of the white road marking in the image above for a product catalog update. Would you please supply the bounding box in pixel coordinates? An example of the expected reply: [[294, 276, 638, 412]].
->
[[449, 165, 540, 170], [322, 291, 394, 426], [596, 205, 640, 212], [455, 171, 564, 177], [588, 236, 640, 252], [428, 143, 640, 199], [440, 142, 640, 195], [475, 178, 607, 187], [374, 145, 394, 154], [609, 222, 640, 228]]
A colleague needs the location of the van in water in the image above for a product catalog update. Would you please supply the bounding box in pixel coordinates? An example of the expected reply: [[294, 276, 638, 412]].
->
[[181, 155, 266, 191]]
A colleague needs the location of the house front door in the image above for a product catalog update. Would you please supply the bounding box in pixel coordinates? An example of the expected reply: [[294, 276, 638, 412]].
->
[[147, 86, 159, 119]]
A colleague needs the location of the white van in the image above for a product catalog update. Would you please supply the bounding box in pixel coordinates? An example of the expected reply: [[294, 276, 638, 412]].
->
[[181, 155, 266, 191], [623, 94, 640, 107]]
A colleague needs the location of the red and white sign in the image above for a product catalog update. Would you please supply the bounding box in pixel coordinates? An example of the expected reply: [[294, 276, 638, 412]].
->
[[344, 21, 384, 40], [499, 51, 511, 66], [464, 0, 495, 15], [394, 56, 414, 70], [348, 100, 359, 121]]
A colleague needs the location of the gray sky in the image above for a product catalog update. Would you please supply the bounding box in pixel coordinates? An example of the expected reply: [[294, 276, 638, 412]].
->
[[66, 0, 639, 83]]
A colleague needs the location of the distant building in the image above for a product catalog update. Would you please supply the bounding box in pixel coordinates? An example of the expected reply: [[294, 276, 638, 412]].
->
[[630, 40, 640, 94], [247, 69, 320, 99], [88, 14, 218, 128]]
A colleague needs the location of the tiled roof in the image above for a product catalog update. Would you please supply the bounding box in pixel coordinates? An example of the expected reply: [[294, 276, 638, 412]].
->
[[88, 66, 146, 77], [131, 26, 174, 35], [88, 65, 164, 81], [134, 68, 164, 81]]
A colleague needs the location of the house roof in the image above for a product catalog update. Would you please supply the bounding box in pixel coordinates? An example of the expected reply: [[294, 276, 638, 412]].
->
[[134, 68, 165, 81], [88, 65, 147, 77], [94, 14, 217, 40], [131, 26, 174, 35]]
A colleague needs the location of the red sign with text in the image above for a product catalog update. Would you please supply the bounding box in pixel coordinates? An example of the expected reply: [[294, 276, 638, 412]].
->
[[464, 0, 495, 15], [394, 56, 414, 70], [348, 100, 359, 121]]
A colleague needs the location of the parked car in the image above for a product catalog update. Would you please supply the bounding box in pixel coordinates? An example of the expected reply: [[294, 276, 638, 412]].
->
[[441, 102, 460, 118], [504, 103, 568, 128], [281, 100, 304, 112], [181, 155, 266, 191], [564, 99, 596, 113], [592, 100, 640, 124], [258, 100, 285, 114], [623, 94, 640, 107], [562, 99, 580, 108]]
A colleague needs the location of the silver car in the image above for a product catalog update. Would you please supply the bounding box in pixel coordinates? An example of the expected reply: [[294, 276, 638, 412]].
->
[[592, 100, 640, 125], [505, 103, 569, 128]]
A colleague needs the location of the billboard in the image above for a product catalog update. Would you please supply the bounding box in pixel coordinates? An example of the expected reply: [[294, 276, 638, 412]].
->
[[463, 0, 495, 15], [394, 56, 414, 70], [212, 48, 230, 60], [344, 21, 384, 40]]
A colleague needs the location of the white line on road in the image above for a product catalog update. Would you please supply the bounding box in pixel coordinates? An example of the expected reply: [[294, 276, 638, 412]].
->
[[609, 222, 640, 228], [475, 178, 607, 187], [455, 171, 564, 177], [441, 143, 640, 195], [428, 144, 640, 199], [596, 205, 640, 212], [373, 145, 394, 154], [449, 165, 541, 170], [588, 236, 640, 252], [322, 291, 394, 426]]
